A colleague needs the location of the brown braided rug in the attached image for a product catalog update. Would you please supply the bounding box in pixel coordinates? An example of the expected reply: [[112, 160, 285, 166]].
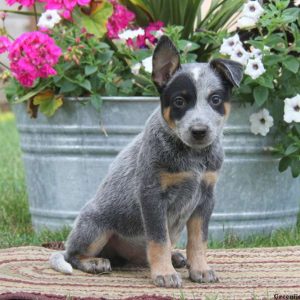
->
[[0, 246, 300, 300]]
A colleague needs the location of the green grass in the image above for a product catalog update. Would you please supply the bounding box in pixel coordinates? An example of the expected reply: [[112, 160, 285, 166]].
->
[[0, 113, 299, 249], [0, 113, 69, 248]]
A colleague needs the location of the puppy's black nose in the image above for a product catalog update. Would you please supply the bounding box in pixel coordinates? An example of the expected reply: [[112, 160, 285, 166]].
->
[[190, 125, 208, 140]]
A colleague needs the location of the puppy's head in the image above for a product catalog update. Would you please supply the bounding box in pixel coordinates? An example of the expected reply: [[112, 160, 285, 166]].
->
[[152, 36, 243, 149]]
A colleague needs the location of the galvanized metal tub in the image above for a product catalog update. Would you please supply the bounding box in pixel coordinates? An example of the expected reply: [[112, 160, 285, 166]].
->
[[14, 97, 300, 241]]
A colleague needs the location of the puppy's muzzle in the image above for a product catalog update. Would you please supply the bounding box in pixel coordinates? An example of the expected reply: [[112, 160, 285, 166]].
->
[[190, 124, 209, 141]]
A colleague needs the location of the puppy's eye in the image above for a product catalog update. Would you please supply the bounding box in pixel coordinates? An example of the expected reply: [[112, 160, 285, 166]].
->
[[210, 94, 222, 106], [173, 96, 186, 108]]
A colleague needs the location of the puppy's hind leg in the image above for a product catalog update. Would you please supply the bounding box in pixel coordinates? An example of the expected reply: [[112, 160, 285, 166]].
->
[[64, 213, 113, 274]]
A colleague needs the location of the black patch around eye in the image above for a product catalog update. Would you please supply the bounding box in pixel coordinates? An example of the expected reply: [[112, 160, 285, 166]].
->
[[208, 89, 229, 116], [161, 73, 197, 121]]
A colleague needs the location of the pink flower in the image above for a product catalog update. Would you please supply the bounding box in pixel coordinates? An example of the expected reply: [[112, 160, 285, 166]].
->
[[40, 0, 91, 19], [135, 34, 146, 48], [39, 0, 64, 11], [6, 0, 36, 6], [9, 32, 62, 87], [145, 21, 164, 44], [126, 38, 134, 48], [62, 9, 72, 19], [124, 21, 164, 49], [77, 0, 90, 5], [107, 2, 135, 39], [0, 36, 11, 54]]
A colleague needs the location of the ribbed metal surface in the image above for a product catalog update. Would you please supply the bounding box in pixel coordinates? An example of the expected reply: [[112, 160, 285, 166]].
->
[[14, 97, 300, 240]]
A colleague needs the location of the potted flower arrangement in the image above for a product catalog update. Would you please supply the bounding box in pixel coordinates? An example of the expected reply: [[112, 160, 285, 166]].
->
[[0, 0, 299, 241]]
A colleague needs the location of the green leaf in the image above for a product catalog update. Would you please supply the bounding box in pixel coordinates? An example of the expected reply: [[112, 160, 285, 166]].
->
[[257, 75, 274, 89], [5, 79, 23, 103], [264, 34, 286, 49], [291, 159, 300, 178], [177, 40, 200, 52], [263, 55, 283, 66], [285, 144, 299, 156], [85, 66, 98, 76], [105, 82, 117, 95], [238, 84, 252, 94], [253, 86, 269, 106], [282, 7, 300, 24], [119, 79, 133, 90], [12, 80, 52, 103], [282, 56, 300, 74], [295, 124, 300, 135], [33, 92, 63, 117], [278, 156, 291, 172], [90, 94, 102, 111], [73, 1, 113, 38], [90, 74, 103, 91], [98, 50, 114, 64], [275, 0, 290, 10], [248, 40, 264, 49], [79, 80, 92, 92], [59, 81, 78, 93]]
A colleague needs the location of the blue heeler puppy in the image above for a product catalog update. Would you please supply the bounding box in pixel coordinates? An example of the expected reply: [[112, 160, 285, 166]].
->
[[50, 36, 243, 288]]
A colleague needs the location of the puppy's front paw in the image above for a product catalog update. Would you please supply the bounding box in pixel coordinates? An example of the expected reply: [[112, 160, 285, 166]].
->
[[81, 257, 112, 274], [153, 272, 182, 288], [189, 268, 218, 283]]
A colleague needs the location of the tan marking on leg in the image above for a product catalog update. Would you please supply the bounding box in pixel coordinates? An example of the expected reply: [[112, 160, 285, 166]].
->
[[224, 102, 231, 119], [202, 171, 218, 186], [86, 231, 112, 256], [163, 107, 175, 129], [186, 217, 208, 272], [147, 226, 182, 287], [147, 239, 175, 277], [160, 171, 193, 191]]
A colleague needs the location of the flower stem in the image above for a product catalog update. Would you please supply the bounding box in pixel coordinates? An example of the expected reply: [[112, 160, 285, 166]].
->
[[0, 61, 10, 69], [6, 32, 15, 41], [2, 9, 40, 16], [33, 4, 38, 29]]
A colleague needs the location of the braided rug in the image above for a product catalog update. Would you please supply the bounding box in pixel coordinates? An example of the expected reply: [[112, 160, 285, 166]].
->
[[0, 246, 299, 300]]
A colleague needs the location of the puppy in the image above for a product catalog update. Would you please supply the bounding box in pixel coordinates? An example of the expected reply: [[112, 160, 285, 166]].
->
[[50, 36, 243, 288]]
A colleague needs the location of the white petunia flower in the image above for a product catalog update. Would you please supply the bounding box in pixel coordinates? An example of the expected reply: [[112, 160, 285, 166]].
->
[[250, 47, 262, 59], [284, 94, 300, 123], [230, 44, 250, 65], [142, 56, 152, 73], [131, 62, 141, 75], [152, 29, 164, 39], [237, 15, 258, 28], [242, 0, 264, 19], [250, 108, 274, 136], [37, 10, 61, 29], [245, 58, 266, 79], [220, 34, 242, 56], [118, 28, 145, 40]]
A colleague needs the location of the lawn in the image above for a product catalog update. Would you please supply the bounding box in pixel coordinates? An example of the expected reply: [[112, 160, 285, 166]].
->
[[0, 111, 299, 249], [0, 112, 69, 248]]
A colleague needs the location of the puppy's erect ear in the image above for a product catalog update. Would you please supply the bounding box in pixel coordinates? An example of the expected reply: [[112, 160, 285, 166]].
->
[[210, 58, 243, 88], [152, 36, 181, 92]]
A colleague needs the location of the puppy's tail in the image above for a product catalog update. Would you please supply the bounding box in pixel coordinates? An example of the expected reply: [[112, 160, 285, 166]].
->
[[49, 251, 73, 274]]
